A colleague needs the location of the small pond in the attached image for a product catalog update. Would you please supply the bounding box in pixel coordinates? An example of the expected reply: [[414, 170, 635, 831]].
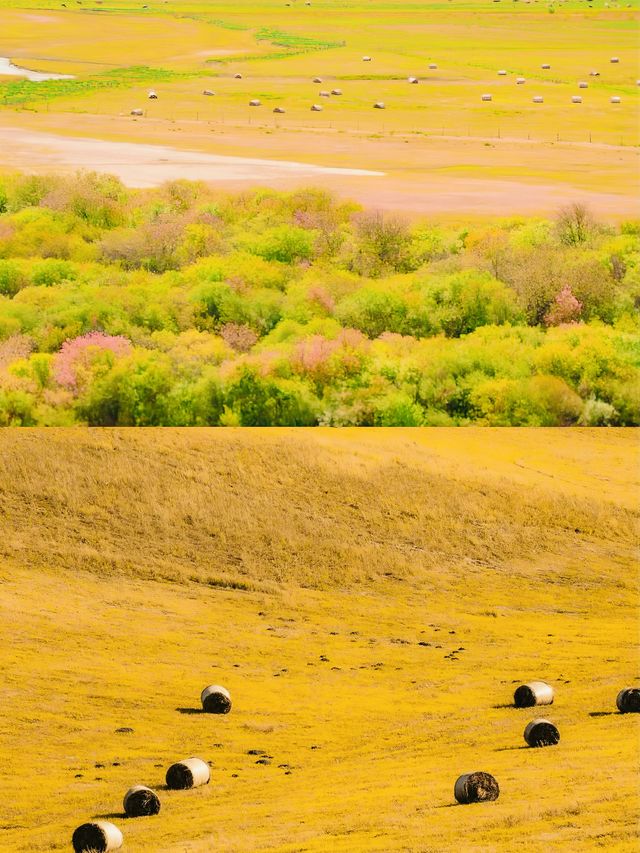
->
[[0, 57, 74, 81]]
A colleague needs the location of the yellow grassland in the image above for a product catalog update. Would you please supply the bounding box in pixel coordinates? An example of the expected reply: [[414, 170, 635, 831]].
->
[[0, 427, 638, 851]]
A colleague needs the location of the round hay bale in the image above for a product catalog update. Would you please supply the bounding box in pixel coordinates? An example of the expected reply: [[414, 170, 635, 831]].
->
[[571, 95, 582, 103], [313, 76, 323, 83], [362, 56, 372, 62], [319, 90, 331, 97], [408, 77, 419, 84], [616, 687, 640, 713], [234, 73, 242, 79], [249, 99, 261, 107], [497, 70, 507, 76], [201, 684, 232, 714], [72, 821, 123, 852], [541, 63, 551, 69], [331, 88, 343, 95], [273, 106, 286, 113], [203, 90, 215, 96], [130, 109, 143, 116], [610, 96, 621, 103], [123, 785, 161, 817], [532, 96, 544, 103], [589, 70, 600, 76], [428, 63, 438, 70], [148, 91, 157, 99], [454, 772, 500, 804], [166, 758, 210, 790], [516, 77, 526, 84], [373, 101, 385, 109], [524, 718, 560, 747], [481, 93, 493, 101], [610, 57, 620, 63], [311, 104, 323, 111], [578, 81, 588, 88], [514, 681, 554, 707]]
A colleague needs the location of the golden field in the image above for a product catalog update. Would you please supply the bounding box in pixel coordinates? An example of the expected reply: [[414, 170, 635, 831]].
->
[[0, 428, 638, 851]]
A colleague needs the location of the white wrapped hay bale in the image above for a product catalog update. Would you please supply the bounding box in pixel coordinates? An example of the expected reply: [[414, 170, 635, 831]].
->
[[166, 757, 210, 790], [610, 56, 620, 63], [362, 55, 372, 62], [532, 96, 544, 103], [481, 94, 493, 101], [130, 109, 143, 116], [311, 104, 323, 111], [428, 63, 438, 70], [72, 821, 123, 852], [616, 687, 640, 713], [319, 90, 331, 97], [514, 681, 554, 707], [123, 785, 161, 817], [273, 106, 286, 113], [454, 772, 500, 804], [373, 101, 386, 109], [516, 77, 526, 84], [249, 99, 261, 107], [203, 90, 215, 96], [313, 76, 323, 83], [201, 684, 232, 714], [331, 88, 343, 95], [408, 77, 419, 84], [524, 718, 560, 747], [610, 96, 621, 103], [148, 91, 158, 99], [498, 70, 507, 76], [571, 96, 583, 103], [578, 81, 588, 88]]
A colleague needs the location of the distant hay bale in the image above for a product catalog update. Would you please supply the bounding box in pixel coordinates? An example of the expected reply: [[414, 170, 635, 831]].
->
[[541, 63, 551, 69], [497, 70, 507, 75], [571, 95, 583, 103], [578, 81, 588, 88], [514, 681, 554, 707], [166, 758, 210, 790], [362, 56, 372, 61], [273, 106, 286, 113], [201, 684, 232, 714], [532, 96, 544, 103], [610, 57, 620, 63], [610, 96, 621, 103], [319, 90, 331, 97], [524, 718, 560, 747], [313, 77, 323, 83], [454, 772, 500, 804], [311, 104, 323, 111], [123, 785, 161, 818], [249, 99, 261, 106], [408, 77, 419, 84], [589, 70, 600, 76], [616, 688, 640, 713], [148, 91, 157, 99], [331, 88, 343, 95], [72, 821, 123, 852], [234, 73, 242, 79], [428, 63, 438, 70], [516, 77, 526, 84], [373, 101, 386, 109], [203, 90, 215, 96], [130, 109, 143, 116], [481, 94, 493, 101]]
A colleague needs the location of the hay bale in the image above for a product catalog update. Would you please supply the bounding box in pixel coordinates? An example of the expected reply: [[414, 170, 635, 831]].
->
[[362, 56, 372, 61], [249, 99, 261, 106], [201, 684, 232, 714], [130, 109, 143, 116], [532, 96, 544, 103], [331, 88, 343, 95], [578, 81, 588, 88], [234, 73, 242, 79], [313, 77, 323, 83], [428, 63, 438, 70], [514, 681, 554, 707], [72, 821, 123, 852], [148, 91, 157, 99], [610, 96, 621, 103], [589, 70, 600, 76], [571, 95, 583, 103], [454, 772, 500, 804], [610, 57, 620, 63], [516, 77, 526, 84], [616, 688, 640, 713], [373, 101, 385, 109], [166, 758, 210, 790], [498, 70, 507, 76], [408, 77, 419, 84], [319, 90, 331, 97], [203, 90, 215, 96], [311, 104, 323, 111], [524, 718, 560, 747], [123, 785, 161, 818], [481, 94, 493, 101], [541, 63, 551, 69], [273, 106, 286, 113]]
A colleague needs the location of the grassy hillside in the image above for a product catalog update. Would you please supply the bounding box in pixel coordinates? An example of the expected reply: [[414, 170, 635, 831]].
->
[[0, 428, 638, 851]]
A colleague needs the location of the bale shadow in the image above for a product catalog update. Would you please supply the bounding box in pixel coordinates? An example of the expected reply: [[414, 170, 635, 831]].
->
[[176, 707, 203, 715], [492, 703, 515, 709], [494, 745, 529, 752], [93, 812, 126, 820], [434, 803, 458, 809], [589, 711, 617, 717]]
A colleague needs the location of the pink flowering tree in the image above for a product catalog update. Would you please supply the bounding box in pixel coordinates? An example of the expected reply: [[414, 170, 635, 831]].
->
[[544, 285, 583, 327], [54, 331, 132, 391]]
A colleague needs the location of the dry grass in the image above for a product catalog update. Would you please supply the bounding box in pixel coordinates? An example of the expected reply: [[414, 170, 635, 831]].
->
[[0, 428, 638, 851]]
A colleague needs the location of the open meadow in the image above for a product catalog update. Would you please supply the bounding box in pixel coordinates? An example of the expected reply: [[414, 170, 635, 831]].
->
[[0, 0, 638, 215], [0, 427, 638, 851]]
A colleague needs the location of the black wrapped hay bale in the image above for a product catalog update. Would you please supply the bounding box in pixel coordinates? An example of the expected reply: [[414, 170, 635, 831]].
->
[[454, 772, 500, 804], [166, 757, 210, 790], [524, 718, 560, 747], [123, 785, 161, 817], [617, 688, 640, 713], [201, 684, 232, 714], [72, 821, 123, 852], [514, 681, 554, 707]]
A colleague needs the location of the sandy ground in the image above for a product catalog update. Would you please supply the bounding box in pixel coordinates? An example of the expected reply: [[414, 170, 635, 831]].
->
[[1, 111, 638, 218]]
